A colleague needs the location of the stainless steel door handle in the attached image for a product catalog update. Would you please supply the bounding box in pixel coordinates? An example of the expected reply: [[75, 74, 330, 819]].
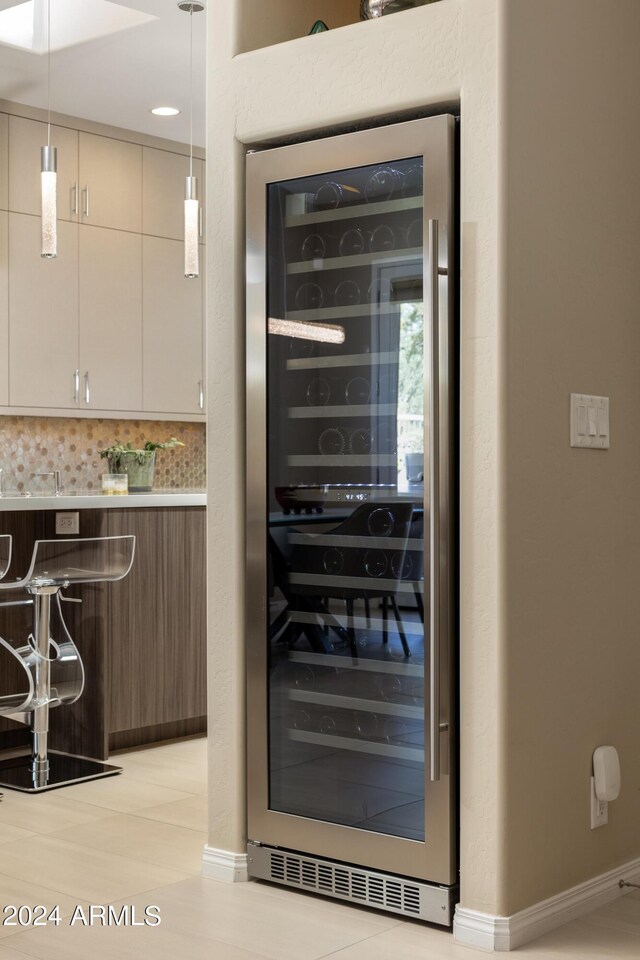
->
[[82, 185, 89, 218], [428, 218, 441, 783], [73, 369, 79, 403], [84, 371, 90, 405], [72, 183, 79, 217], [198, 379, 204, 410]]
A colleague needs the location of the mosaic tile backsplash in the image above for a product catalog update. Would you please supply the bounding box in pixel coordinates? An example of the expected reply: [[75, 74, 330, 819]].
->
[[0, 417, 206, 495]]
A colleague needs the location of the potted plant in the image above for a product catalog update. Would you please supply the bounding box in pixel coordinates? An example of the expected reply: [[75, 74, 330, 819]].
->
[[99, 438, 184, 493]]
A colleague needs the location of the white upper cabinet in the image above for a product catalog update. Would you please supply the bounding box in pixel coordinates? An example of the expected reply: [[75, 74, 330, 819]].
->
[[0, 211, 8, 405], [79, 132, 142, 233], [142, 235, 203, 415], [9, 116, 79, 221], [9, 213, 79, 409], [142, 147, 205, 242], [0, 114, 8, 210], [0, 111, 204, 419], [79, 226, 142, 411]]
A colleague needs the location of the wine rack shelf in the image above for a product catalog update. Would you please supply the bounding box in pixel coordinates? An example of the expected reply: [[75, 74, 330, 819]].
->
[[284, 195, 424, 229], [287, 246, 422, 276], [286, 351, 399, 371]]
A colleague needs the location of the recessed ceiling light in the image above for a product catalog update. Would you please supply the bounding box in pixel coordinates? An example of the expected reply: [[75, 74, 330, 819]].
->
[[150, 106, 181, 117]]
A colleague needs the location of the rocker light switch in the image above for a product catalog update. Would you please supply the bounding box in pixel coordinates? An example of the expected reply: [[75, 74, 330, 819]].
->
[[571, 394, 610, 449]]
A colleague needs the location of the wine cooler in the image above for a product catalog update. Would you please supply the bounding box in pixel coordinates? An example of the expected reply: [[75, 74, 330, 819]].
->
[[246, 115, 458, 924]]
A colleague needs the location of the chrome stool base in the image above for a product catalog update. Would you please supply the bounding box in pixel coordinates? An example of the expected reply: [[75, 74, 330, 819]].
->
[[0, 751, 122, 793]]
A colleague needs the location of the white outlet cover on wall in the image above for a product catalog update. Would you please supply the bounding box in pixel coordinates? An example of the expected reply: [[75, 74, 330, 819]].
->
[[570, 394, 610, 449], [55, 512, 80, 536]]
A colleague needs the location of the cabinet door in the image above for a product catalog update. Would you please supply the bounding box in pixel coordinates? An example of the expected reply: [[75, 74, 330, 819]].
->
[[0, 211, 7, 404], [107, 507, 206, 733], [79, 225, 142, 411], [9, 116, 79, 221], [9, 213, 79, 409], [79, 132, 141, 233], [0, 114, 7, 210], [142, 147, 205, 242], [142, 235, 203, 414]]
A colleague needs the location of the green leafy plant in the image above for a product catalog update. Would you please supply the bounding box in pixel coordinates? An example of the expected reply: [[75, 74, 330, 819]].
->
[[99, 438, 184, 467]]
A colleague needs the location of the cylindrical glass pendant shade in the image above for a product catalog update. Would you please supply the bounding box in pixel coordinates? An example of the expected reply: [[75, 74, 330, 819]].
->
[[41, 145, 57, 259], [184, 176, 199, 279]]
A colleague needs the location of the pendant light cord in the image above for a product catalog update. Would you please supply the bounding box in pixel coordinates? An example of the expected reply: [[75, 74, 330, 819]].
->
[[47, 0, 51, 147], [189, 5, 193, 178]]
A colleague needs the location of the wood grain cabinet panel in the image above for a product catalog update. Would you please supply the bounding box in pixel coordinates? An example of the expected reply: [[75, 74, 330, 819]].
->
[[79, 132, 142, 233], [9, 213, 79, 409], [9, 116, 79, 221], [106, 507, 206, 734], [0, 113, 8, 210]]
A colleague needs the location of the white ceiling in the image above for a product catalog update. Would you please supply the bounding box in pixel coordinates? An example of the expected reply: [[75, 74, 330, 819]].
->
[[0, 0, 206, 147]]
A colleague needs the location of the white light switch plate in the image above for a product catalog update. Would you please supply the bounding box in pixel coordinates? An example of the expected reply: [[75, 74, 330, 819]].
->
[[570, 394, 610, 449]]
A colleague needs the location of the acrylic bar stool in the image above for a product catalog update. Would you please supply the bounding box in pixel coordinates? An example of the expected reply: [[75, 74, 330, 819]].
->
[[0, 535, 135, 793], [0, 535, 13, 803], [0, 535, 11, 581]]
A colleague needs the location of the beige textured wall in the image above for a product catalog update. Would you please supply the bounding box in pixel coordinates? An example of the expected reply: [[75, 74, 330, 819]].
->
[[207, 0, 506, 914], [501, 0, 640, 915], [206, 3, 248, 857], [236, 0, 361, 54]]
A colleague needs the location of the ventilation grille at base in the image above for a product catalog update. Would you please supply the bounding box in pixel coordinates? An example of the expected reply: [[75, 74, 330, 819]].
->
[[247, 843, 455, 925]]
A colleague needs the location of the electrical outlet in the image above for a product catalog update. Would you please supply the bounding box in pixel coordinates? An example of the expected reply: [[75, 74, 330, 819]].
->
[[590, 776, 608, 829], [55, 512, 79, 536]]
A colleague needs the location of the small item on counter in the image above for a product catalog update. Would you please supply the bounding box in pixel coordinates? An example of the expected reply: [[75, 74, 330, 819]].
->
[[102, 474, 128, 496], [308, 19, 329, 34], [99, 438, 185, 493], [361, 0, 438, 18], [361, 0, 384, 16]]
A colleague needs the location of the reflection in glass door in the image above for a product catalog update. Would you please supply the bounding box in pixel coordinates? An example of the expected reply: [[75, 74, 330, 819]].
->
[[267, 157, 426, 841]]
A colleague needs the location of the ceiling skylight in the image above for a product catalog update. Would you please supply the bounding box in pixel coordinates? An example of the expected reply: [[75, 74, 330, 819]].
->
[[0, 0, 157, 54]]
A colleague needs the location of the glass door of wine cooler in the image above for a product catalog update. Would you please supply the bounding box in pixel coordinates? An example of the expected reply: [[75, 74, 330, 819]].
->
[[247, 115, 456, 889]]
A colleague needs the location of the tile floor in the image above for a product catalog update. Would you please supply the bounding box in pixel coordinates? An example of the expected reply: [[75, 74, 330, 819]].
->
[[0, 738, 638, 958]]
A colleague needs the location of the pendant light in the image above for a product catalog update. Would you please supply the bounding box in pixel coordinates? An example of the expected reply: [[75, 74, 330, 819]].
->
[[178, 1, 204, 279], [41, 0, 56, 259]]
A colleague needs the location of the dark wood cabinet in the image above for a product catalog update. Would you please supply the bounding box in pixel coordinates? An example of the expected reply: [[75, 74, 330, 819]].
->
[[0, 506, 206, 759], [106, 507, 207, 737]]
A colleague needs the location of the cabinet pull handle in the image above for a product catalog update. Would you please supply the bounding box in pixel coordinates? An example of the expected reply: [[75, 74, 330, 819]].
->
[[82, 185, 89, 218], [73, 369, 79, 403], [84, 371, 90, 405], [198, 379, 204, 410], [71, 183, 79, 217]]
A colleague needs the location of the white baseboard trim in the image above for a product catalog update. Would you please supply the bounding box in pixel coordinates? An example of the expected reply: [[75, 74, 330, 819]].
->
[[202, 845, 249, 883], [454, 854, 640, 952]]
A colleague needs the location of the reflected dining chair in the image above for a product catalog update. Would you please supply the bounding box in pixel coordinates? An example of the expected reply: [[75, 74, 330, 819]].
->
[[286, 502, 416, 658]]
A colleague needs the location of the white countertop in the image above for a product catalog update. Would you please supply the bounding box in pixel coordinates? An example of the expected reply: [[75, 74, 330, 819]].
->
[[0, 490, 206, 512]]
